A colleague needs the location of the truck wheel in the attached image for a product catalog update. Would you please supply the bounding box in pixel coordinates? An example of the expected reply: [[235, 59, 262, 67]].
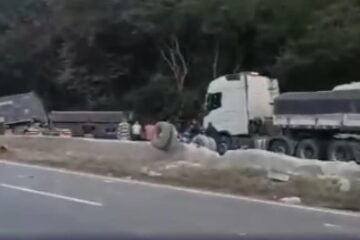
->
[[268, 137, 294, 155], [151, 122, 176, 151], [217, 134, 231, 155], [327, 140, 354, 162], [349, 142, 360, 164], [295, 139, 320, 160], [217, 142, 228, 156]]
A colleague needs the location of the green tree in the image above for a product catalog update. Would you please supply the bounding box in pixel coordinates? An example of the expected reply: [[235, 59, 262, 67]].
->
[[276, 0, 360, 91]]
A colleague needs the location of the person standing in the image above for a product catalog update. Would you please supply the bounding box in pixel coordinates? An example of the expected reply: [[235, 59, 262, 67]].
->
[[131, 121, 142, 141], [144, 122, 156, 141], [117, 118, 130, 141]]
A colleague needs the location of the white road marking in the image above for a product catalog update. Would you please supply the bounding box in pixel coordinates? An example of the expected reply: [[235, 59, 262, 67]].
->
[[0, 160, 359, 218], [0, 183, 103, 207]]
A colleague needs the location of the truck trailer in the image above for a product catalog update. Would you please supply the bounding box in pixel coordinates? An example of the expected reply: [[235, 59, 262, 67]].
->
[[203, 72, 360, 163]]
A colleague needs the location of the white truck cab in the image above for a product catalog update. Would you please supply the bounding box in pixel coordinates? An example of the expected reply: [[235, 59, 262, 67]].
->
[[204, 72, 279, 139]]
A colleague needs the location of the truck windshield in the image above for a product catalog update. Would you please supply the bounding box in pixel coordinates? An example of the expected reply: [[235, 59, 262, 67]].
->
[[206, 92, 222, 112]]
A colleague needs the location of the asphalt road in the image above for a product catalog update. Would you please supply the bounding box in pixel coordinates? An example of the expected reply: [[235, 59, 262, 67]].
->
[[0, 160, 359, 236]]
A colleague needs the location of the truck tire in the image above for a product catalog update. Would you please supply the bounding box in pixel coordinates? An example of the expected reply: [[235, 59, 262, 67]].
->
[[349, 142, 360, 164], [268, 137, 295, 156], [218, 134, 231, 155], [217, 142, 228, 156], [151, 122, 176, 151], [295, 139, 320, 160], [327, 140, 354, 162]]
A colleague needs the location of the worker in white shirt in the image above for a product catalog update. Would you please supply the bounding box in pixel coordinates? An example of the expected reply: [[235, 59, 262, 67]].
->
[[131, 121, 142, 141]]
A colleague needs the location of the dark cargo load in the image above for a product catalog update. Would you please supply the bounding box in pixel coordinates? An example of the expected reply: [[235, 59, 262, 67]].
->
[[274, 90, 360, 115], [0, 92, 47, 125], [49, 111, 133, 123]]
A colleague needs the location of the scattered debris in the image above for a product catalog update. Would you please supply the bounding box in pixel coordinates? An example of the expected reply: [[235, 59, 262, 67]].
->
[[338, 178, 351, 192], [147, 171, 162, 177], [140, 167, 162, 177], [267, 171, 290, 182], [323, 223, 342, 229], [280, 197, 302, 205], [163, 161, 203, 170]]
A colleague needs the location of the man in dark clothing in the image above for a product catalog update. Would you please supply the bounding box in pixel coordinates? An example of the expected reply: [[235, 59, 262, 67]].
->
[[189, 119, 201, 138], [205, 122, 219, 142]]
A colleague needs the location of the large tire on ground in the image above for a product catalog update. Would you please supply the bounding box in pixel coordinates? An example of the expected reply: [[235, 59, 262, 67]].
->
[[151, 122, 177, 151], [327, 140, 354, 162], [295, 139, 321, 160], [268, 137, 295, 156]]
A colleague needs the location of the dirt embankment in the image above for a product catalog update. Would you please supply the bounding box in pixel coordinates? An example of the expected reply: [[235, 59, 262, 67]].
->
[[0, 135, 359, 211]]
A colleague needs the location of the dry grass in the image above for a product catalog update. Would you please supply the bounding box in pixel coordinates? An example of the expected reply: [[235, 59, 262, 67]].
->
[[140, 167, 360, 211], [2, 148, 359, 211]]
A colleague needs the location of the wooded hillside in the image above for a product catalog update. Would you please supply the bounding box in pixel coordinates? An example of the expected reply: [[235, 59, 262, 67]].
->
[[0, 0, 359, 120]]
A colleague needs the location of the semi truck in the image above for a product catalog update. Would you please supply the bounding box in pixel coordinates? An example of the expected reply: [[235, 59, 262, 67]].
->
[[203, 72, 360, 163]]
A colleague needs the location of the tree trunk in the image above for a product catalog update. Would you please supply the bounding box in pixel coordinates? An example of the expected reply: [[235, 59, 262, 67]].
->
[[212, 40, 220, 79], [159, 36, 188, 94]]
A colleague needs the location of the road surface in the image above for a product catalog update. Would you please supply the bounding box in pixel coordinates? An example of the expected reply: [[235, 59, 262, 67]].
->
[[0, 160, 359, 235]]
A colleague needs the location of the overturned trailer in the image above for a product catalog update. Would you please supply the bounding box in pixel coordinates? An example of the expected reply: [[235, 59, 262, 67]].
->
[[271, 89, 360, 162], [0, 92, 47, 133]]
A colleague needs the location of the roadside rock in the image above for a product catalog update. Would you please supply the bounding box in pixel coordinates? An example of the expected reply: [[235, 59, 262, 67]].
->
[[0, 145, 8, 153]]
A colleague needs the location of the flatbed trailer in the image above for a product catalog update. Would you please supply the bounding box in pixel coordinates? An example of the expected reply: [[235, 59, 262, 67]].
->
[[203, 72, 360, 163]]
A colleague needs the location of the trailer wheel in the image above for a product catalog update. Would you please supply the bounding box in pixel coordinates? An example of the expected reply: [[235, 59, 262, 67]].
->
[[327, 140, 354, 162], [295, 139, 320, 160], [349, 142, 360, 164], [268, 137, 294, 155]]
